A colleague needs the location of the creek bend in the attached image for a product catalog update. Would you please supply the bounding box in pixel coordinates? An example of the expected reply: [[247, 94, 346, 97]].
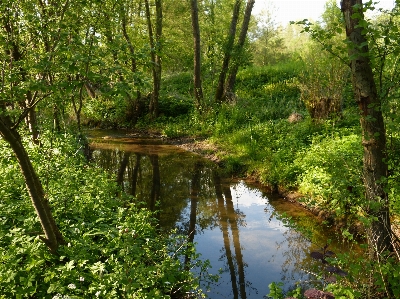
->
[[88, 130, 350, 299]]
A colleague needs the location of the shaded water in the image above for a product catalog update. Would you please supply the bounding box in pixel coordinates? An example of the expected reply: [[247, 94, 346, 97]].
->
[[88, 130, 350, 299]]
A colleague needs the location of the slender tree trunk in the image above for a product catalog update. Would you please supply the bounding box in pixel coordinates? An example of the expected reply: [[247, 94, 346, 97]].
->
[[149, 154, 160, 213], [184, 161, 202, 267], [4, 21, 41, 144], [154, 0, 163, 118], [116, 152, 131, 190], [53, 104, 62, 132], [341, 0, 392, 256], [225, 0, 255, 96], [0, 115, 65, 253], [215, 0, 241, 103], [224, 185, 246, 299], [190, 0, 204, 109], [144, 0, 162, 119], [213, 171, 238, 298], [131, 154, 141, 197], [121, 7, 144, 125]]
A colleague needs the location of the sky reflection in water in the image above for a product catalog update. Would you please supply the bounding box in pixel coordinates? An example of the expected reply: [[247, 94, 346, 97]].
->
[[89, 132, 348, 299]]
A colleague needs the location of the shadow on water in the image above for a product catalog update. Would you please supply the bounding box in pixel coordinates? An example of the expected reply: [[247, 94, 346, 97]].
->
[[88, 130, 356, 299]]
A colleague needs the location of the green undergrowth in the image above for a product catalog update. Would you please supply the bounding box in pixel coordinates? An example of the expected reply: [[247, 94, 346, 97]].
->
[[0, 130, 213, 298], [155, 63, 400, 224]]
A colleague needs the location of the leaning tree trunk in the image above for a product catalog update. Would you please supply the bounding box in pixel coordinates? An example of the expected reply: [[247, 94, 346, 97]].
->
[[341, 0, 392, 256], [215, 0, 241, 103], [0, 115, 65, 254], [190, 0, 204, 109], [225, 0, 255, 96]]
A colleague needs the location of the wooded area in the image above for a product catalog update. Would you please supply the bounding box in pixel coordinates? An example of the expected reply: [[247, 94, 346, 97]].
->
[[1, 0, 400, 298]]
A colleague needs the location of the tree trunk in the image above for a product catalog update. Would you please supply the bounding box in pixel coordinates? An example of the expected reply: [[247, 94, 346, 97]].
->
[[131, 153, 141, 197], [4, 20, 41, 144], [224, 185, 246, 299], [341, 0, 392, 256], [121, 6, 143, 125], [213, 171, 239, 298], [184, 161, 202, 267], [154, 0, 163, 118], [215, 0, 241, 103], [0, 115, 65, 253], [116, 152, 131, 191], [144, 0, 162, 119], [225, 0, 255, 96], [190, 0, 204, 109], [149, 154, 160, 213]]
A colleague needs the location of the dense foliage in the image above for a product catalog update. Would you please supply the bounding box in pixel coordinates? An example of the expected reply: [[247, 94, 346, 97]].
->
[[0, 132, 211, 298], [1, 0, 400, 298]]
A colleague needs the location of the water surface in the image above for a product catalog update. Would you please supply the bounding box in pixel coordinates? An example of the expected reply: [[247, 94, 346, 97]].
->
[[88, 130, 349, 298]]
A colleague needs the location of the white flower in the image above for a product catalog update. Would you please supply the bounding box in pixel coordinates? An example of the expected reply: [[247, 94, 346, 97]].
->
[[95, 291, 101, 297], [79, 276, 84, 282], [67, 283, 76, 289], [52, 294, 62, 299]]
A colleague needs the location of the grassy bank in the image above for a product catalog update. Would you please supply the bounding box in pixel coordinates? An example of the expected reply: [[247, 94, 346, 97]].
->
[[148, 62, 400, 298], [153, 62, 400, 221]]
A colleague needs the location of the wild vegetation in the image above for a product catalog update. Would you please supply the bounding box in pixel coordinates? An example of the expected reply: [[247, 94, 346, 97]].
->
[[1, 0, 400, 298]]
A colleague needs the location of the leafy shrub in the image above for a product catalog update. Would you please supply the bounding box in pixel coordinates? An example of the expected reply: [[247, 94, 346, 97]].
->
[[294, 132, 363, 216]]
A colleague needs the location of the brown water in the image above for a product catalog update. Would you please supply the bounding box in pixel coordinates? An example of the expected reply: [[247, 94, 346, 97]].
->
[[88, 130, 352, 299]]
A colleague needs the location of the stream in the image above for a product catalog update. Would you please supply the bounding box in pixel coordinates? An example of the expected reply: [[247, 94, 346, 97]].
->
[[88, 130, 350, 299]]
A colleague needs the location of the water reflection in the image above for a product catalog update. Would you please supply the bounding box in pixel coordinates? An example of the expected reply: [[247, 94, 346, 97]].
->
[[89, 132, 351, 299]]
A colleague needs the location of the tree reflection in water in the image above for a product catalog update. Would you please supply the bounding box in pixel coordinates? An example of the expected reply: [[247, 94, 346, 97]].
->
[[89, 133, 352, 299]]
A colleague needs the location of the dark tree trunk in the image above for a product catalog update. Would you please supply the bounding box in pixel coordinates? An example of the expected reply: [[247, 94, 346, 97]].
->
[[190, 0, 204, 108], [341, 0, 392, 255], [225, 0, 255, 96], [72, 82, 84, 132], [0, 115, 65, 253], [131, 154, 141, 197], [53, 104, 62, 133], [149, 154, 160, 213], [184, 161, 202, 267], [25, 91, 41, 144], [154, 0, 163, 118], [144, 0, 162, 119], [215, 0, 241, 103], [116, 152, 131, 190], [213, 171, 239, 298], [4, 20, 41, 144], [121, 6, 143, 125]]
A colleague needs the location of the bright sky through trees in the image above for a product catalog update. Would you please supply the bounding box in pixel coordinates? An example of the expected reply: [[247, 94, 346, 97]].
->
[[253, 0, 396, 26]]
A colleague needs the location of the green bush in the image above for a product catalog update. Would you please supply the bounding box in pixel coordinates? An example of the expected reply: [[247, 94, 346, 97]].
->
[[294, 132, 363, 215]]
